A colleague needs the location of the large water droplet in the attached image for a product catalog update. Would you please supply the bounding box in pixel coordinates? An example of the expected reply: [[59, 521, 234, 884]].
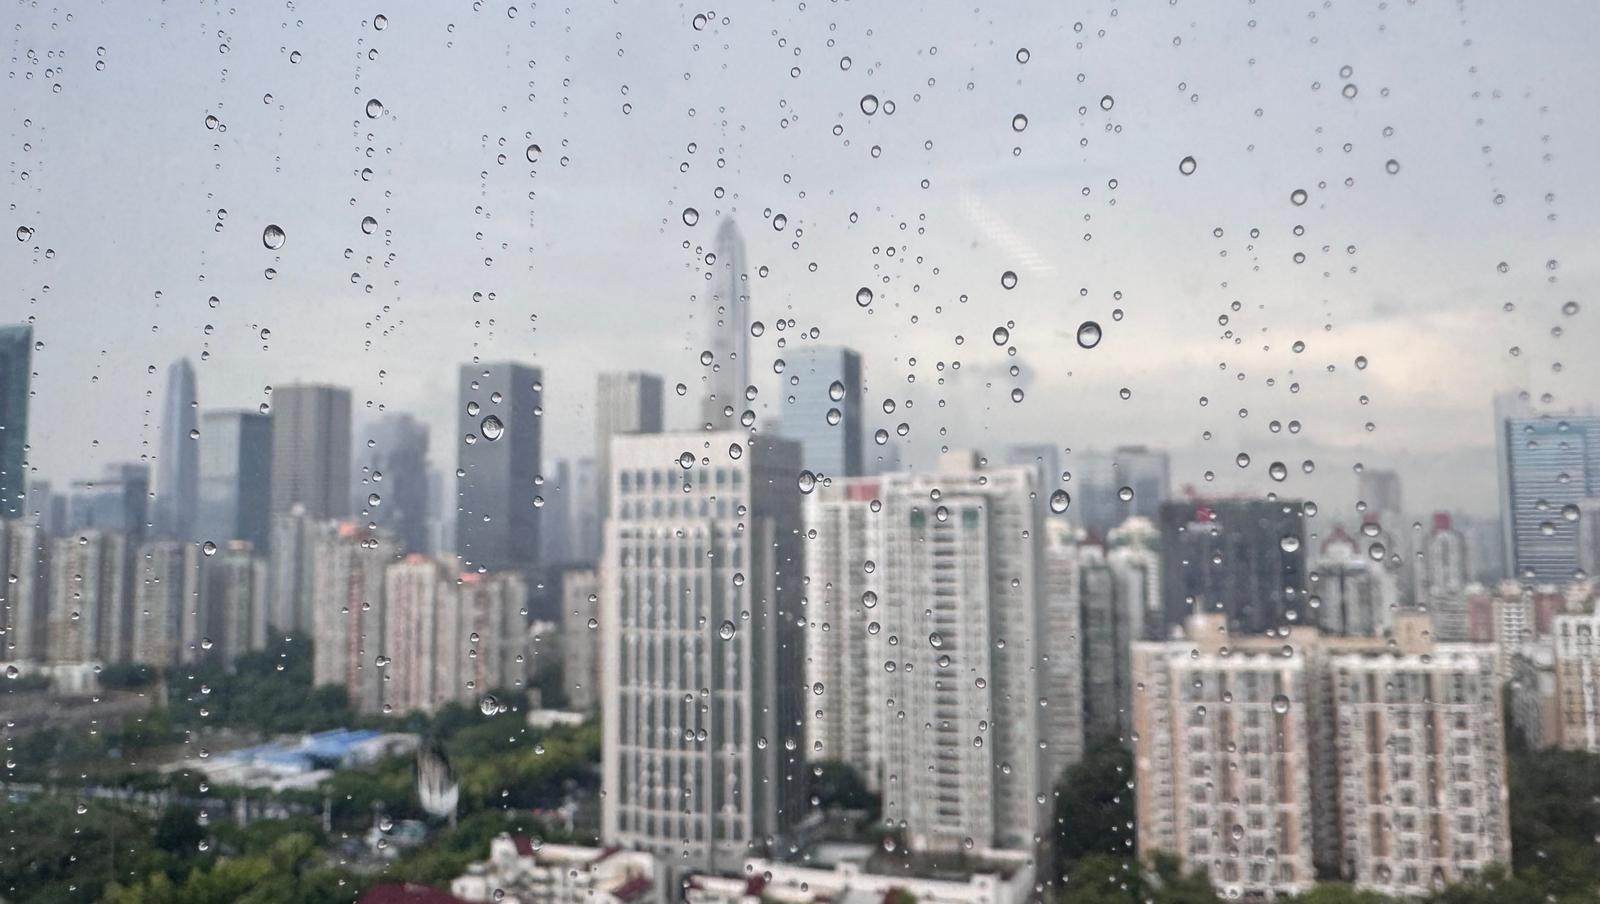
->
[[1178, 155, 1197, 175], [262, 224, 286, 250], [1075, 321, 1102, 349], [479, 415, 504, 441], [1049, 490, 1071, 513], [365, 98, 385, 118], [797, 470, 817, 494], [718, 620, 737, 640], [1290, 188, 1309, 206], [1011, 113, 1028, 132], [479, 694, 499, 716], [992, 326, 1010, 346], [859, 94, 880, 115], [682, 207, 699, 226], [1000, 270, 1018, 290], [856, 286, 874, 307]]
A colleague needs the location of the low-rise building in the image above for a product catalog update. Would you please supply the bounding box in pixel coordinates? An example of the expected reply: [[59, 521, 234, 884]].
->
[[451, 835, 658, 904], [685, 851, 1034, 904]]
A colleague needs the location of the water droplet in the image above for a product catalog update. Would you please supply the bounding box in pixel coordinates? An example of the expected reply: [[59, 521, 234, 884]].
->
[[262, 224, 286, 250], [525, 143, 541, 163], [202, 540, 218, 557], [992, 326, 1010, 346], [682, 207, 699, 226], [1100, 95, 1114, 111], [1075, 321, 1102, 349], [856, 286, 874, 307], [1354, 355, 1368, 370], [1290, 188, 1309, 206], [1178, 155, 1197, 175], [727, 442, 743, 460], [797, 470, 817, 494], [859, 94, 880, 116], [1385, 159, 1401, 175], [1049, 490, 1071, 513], [1011, 113, 1028, 132], [1236, 452, 1251, 469], [1268, 461, 1288, 482], [14, 226, 32, 242], [678, 451, 695, 469], [373, 14, 388, 30], [1015, 47, 1030, 64], [692, 12, 708, 30], [479, 415, 504, 441], [365, 98, 385, 118], [1280, 536, 1301, 552], [479, 694, 499, 715], [928, 631, 944, 649], [1000, 270, 1018, 290], [718, 620, 737, 640], [1118, 486, 1134, 502], [361, 216, 378, 234]]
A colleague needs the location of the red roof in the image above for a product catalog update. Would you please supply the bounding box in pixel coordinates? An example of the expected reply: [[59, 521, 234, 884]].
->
[[744, 875, 768, 897], [359, 883, 467, 904], [613, 875, 654, 902], [512, 835, 537, 856]]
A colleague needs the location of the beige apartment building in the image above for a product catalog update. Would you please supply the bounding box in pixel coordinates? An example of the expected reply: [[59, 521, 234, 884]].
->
[[1133, 612, 1510, 899]]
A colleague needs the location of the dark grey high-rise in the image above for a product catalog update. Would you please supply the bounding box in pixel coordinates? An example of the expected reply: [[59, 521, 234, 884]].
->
[[269, 384, 352, 521], [1157, 498, 1306, 636], [196, 410, 273, 550], [0, 325, 31, 519], [778, 346, 862, 478], [356, 413, 431, 554], [457, 362, 542, 573], [154, 358, 199, 539]]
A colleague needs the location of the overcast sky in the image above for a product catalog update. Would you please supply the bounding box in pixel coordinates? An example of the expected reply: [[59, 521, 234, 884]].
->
[[5, 0, 1598, 521]]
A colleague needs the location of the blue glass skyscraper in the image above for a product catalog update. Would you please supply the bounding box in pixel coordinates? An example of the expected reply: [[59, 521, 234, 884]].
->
[[779, 345, 862, 478]]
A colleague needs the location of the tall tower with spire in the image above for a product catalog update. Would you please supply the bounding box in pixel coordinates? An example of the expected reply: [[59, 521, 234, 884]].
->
[[701, 218, 749, 428], [154, 358, 199, 539]]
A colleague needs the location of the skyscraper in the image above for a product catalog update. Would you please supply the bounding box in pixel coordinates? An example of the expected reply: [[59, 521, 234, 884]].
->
[[456, 362, 542, 574], [878, 453, 1044, 853], [1039, 520, 1086, 783], [1075, 447, 1171, 538], [46, 530, 129, 663], [269, 384, 352, 520], [600, 430, 803, 872], [196, 410, 273, 551], [595, 371, 664, 530], [66, 463, 150, 541], [198, 540, 268, 661], [356, 413, 431, 554], [1498, 414, 1600, 584], [311, 523, 396, 715], [1307, 528, 1398, 637], [778, 346, 863, 479], [802, 476, 886, 789], [153, 358, 199, 539], [0, 520, 48, 660], [0, 325, 30, 520], [132, 539, 199, 666], [700, 218, 749, 428], [1357, 467, 1404, 517], [1157, 498, 1307, 635], [268, 505, 335, 636], [560, 567, 600, 713]]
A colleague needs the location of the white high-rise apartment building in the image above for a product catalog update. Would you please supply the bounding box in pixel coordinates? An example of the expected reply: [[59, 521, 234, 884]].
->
[[1038, 520, 1085, 785], [600, 431, 804, 873], [801, 476, 886, 789], [878, 452, 1043, 854], [1550, 611, 1600, 751], [1134, 613, 1510, 900], [47, 529, 128, 663]]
